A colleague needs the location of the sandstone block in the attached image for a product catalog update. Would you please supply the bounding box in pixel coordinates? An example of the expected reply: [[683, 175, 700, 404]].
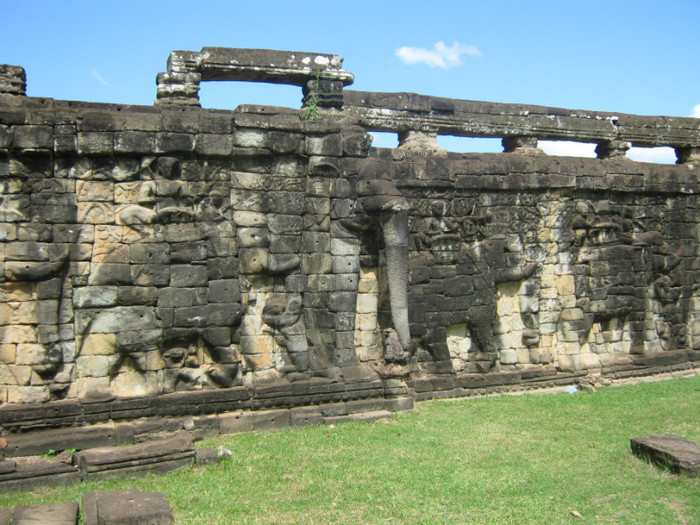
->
[[83, 489, 174, 525], [75, 433, 194, 480], [631, 434, 700, 477]]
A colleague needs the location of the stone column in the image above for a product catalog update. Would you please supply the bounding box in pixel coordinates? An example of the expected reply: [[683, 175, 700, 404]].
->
[[502, 136, 542, 154], [0, 65, 26, 96], [595, 140, 631, 159], [675, 147, 700, 166]]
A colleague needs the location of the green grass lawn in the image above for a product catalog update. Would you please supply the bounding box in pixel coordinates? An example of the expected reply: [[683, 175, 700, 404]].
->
[[2, 374, 699, 524]]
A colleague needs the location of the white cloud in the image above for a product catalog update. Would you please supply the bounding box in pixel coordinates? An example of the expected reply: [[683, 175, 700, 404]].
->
[[91, 68, 109, 86], [539, 141, 597, 158], [692, 104, 700, 118], [396, 41, 482, 69]]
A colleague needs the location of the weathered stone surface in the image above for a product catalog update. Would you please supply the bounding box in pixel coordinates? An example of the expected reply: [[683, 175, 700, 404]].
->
[[0, 458, 80, 491], [11, 502, 79, 525], [74, 433, 194, 480], [3, 423, 122, 457], [0, 47, 699, 435], [631, 433, 700, 477], [83, 489, 173, 525], [195, 447, 219, 465]]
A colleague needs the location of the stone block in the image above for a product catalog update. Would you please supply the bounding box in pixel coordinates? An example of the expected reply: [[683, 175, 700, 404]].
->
[[385, 396, 414, 412], [208, 279, 241, 303], [253, 409, 291, 431], [155, 132, 194, 153], [219, 411, 255, 434], [499, 349, 518, 365], [12, 125, 53, 150], [195, 448, 220, 465], [157, 288, 195, 308], [332, 255, 360, 274], [329, 291, 356, 313], [195, 133, 233, 156], [305, 134, 342, 156], [75, 433, 194, 480], [11, 502, 79, 525], [114, 131, 155, 154], [291, 406, 324, 427], [168, 265, 208, 287], [83, 489, 174, 525], [0, 458, 80, 491], [631, 434, 700, 477], [73, 287, 118, 308], [77, 132, 114, 155]]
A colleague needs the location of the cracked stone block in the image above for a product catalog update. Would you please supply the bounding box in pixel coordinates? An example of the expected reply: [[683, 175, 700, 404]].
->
[[631, 433, 700, 477]]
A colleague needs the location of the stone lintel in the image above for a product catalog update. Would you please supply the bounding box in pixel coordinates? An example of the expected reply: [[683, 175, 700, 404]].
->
[[343, 90, 700, 150], [199, 47, 354, 86]]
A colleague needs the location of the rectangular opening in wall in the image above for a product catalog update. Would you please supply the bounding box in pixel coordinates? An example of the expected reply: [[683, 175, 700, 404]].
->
[[198, 82, 303, 111], [369, 132, 399, 149], [627, 147, 676, 164], [539, 141, 597, 158], [436, 136, 502, 153]]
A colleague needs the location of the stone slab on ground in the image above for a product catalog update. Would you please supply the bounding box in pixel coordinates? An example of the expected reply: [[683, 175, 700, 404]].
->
[[74, 433, 194, 480], [83, 489, 174, 525], [630, 433, 700, 477], [10, 502, 79, 524], [0, 508, 12, 525], [0, 458, 80, 492]]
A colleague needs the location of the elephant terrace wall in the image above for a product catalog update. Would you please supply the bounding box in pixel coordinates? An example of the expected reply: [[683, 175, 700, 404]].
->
[[0, 50, 699, 440]]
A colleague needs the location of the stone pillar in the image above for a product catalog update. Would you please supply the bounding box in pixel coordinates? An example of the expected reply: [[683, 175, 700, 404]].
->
[[675, 147, 700, 166], [155, 51, 202, 106], [502, 136, 541, 154], [595, 139, 630, 159], [302, 77, 345, 110], [397, 130, 439, 151], [0, 65, 26, 96]]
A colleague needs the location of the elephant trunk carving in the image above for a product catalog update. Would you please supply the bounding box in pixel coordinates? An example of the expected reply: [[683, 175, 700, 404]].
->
[[381, 208, 411, 351], [357, 160, 412, 352]]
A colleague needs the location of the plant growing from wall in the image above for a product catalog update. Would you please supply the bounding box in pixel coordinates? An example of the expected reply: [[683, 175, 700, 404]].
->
[[300, 69, 321, 121]]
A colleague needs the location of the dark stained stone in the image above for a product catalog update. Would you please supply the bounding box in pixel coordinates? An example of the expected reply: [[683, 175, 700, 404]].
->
[[631, 433, 700, 477]]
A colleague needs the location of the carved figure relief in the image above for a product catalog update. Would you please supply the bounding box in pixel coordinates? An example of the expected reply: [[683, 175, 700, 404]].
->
[[564, 200, 690, 357], [408, 198, 538, 373]]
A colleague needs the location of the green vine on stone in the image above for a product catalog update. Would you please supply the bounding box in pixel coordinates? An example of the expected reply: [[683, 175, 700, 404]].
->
[[300, 69, 322, 121]]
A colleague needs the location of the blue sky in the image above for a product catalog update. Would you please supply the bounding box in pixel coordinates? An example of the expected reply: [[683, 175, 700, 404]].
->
[[3, 0, 699, 161]]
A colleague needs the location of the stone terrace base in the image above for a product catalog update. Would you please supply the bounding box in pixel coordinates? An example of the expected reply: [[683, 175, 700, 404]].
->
[[631, 433, 700, 477], [0, 457, 80, 492], [0, 502, 79, 525]]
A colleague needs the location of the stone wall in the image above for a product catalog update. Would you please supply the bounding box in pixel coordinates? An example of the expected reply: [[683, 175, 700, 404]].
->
[[0, 49, 698, 440]]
